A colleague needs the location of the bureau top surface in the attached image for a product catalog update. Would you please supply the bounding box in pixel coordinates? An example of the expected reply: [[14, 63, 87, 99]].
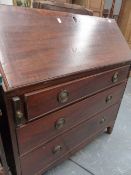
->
[[0, 5, 131, 91]]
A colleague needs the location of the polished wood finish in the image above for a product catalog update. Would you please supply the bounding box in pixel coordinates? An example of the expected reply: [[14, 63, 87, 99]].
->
[[25, 66, 129, 121], [33, 1, 93, 15], [0, 6, 131, 175], [0, 6, 131, 92], [20, 104, 120, 175], [17, 83, 126, 155]]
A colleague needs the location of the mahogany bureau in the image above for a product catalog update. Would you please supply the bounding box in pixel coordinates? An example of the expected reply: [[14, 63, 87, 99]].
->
[[0, 5, 131, 175]]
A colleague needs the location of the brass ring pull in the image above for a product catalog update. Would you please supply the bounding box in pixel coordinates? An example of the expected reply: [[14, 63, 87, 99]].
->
[[106, 95, 112, 103], [99, 117, 106, 124], [55, 118, 65, 130], [112, 72, 118, 83], [52, 145, 62, 154], [58, 90, 69, 104]]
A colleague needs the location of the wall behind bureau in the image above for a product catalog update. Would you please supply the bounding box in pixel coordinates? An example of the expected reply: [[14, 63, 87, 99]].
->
[[104, 0, 122, 15], [0, 0, 13, 5]]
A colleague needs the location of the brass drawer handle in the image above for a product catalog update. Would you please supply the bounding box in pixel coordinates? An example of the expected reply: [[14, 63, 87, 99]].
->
[[52, 145, 62, 154], [106, 95, 112, 103], [58, 90, 69, 104], [99, 117, 106, 124], [112, 72, 119, 83], [55, 118, 66, 130]]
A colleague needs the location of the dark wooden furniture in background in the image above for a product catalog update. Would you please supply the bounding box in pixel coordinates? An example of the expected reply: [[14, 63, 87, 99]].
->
[[118, 0, 131, 49], [73, 0, 104, 17], [38, 0, 72, 3], [118, 0, 131, 76], [0, 134, 10, 175], [33, 0, 93, 15], [0, 5, 131, 175]]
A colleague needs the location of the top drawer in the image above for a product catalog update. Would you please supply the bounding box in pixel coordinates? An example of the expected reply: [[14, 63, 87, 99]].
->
[[25, 66, 129, 121]]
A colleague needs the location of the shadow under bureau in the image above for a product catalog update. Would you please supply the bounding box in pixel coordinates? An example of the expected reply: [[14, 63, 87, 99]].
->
[[0, 5, 131, 175]]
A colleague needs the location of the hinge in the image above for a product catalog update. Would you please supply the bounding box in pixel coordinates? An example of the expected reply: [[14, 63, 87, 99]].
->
[[12, 97, 25, 126]]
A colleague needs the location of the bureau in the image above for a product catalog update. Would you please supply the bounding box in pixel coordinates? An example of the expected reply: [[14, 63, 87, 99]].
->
[[0, 5, 131, 175]]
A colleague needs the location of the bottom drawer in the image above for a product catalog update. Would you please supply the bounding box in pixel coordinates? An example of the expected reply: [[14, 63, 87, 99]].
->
[[20, 104, 120, 175]]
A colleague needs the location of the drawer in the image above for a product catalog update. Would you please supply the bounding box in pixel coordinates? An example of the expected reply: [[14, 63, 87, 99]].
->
[[25, 66, 129, 121], [20, 104, 119, 175], [17, 83, 125, 155]]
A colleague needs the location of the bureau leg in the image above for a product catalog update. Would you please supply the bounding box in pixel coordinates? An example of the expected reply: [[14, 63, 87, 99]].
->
[[106, 124, 115, 134], [107, 127, 113, 134]]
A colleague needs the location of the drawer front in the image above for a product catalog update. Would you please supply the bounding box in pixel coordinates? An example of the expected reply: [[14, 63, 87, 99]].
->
[[20, 104, 119, 175], [17, 83, 125, 155], [25, 66, 129, 121]]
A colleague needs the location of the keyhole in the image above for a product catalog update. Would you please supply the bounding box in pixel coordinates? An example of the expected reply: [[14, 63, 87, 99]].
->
[[73, 16, 77, 23]]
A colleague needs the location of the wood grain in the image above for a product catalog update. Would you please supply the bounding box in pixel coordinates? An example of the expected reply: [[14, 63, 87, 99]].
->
[[0, 6, 130, 175], [0, 6, 131, 91], [20, 104, 120, 175], [25, 66, 129, 120], [17, 82, 126, 155]]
